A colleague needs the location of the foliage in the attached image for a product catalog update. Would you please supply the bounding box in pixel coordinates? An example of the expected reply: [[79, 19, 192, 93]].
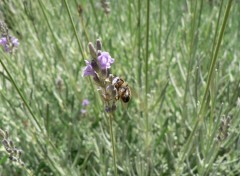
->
[[0, 0, 239, 175]]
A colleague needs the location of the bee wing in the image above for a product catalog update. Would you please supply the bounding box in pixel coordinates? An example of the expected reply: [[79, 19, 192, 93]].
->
[[129, 85, 138, 99]]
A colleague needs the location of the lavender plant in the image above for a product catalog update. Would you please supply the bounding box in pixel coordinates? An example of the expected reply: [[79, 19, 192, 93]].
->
[[0, 129, 34, 176], [0, 22, 22, 166], [83, 39, 129, 175], [0, 21, 19, 53], [83, 39, 121, 113], [0, 129, 24, 166]]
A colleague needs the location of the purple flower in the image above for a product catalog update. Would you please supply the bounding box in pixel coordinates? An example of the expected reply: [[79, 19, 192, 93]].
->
[[81, 109, 87, 115], [0, 36, 19, 52], [82, 99, 90, 107], [83, 60, 96, 76], [11, 37, 19, 47], [81, 99, 89, 115], [0, 37, 7, 45], [97, 52, 114, 70]]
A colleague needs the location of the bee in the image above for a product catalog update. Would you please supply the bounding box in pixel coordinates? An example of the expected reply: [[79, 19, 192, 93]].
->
[[112, 77, 131, 103]]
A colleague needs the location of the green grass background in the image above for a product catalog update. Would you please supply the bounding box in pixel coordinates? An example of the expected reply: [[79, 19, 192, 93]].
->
[[0, 0, 240, 175]]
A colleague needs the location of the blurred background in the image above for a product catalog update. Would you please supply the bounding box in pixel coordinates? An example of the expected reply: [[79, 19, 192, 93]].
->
[[0, 0, 240, 175]]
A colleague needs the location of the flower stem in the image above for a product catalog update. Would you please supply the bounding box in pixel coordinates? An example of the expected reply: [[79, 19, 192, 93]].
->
[[137, 0, 142, 88], [145, 0, 150, 156], [109, 113, 118, 176], [62, 0, 85, 61], [0, 57, 42, 132]]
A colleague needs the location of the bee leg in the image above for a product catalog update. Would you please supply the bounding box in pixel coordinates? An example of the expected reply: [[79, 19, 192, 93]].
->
[[115, 94, 120, 101]]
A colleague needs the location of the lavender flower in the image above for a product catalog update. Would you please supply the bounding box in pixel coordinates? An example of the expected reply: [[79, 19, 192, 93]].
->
[[80, 109, 87, 115], [83, 52, 114, 77], [83, 39, 128, 113], [82, 99, 90, 107], [80, 99, 90, 115], [97, 52, 114, 70], [0, 129, 25, 166], [83, 60, 96, 77], [0, 36, 19, 53], [11, 37, 19, 47]]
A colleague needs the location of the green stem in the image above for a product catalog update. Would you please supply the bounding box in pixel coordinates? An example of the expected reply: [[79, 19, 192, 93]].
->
[[63, 0, 86, 79], [0, 57, 42, 132], [1, 56, 62, 173], [23, 166, 34, 176], [109, 113, 117, 176], [199, 0, 232, 123], [159, 0, 162, 59], [145, 0, 150, 144], [89, 0, 101, 35], [137, 0, 142, 87], [38, 0, 86, 101], [63, 0, 85, 61], [182, 0, 198, 119]]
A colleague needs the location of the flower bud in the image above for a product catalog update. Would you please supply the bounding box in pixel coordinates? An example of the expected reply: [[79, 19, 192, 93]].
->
[[88, 42, 97, 59], [96, 39, 102, 50]]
